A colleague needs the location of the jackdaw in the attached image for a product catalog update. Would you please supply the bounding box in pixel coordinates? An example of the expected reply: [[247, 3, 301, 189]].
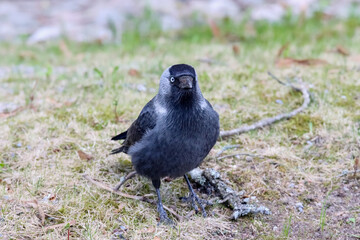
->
[[111, 64, 219, 224]]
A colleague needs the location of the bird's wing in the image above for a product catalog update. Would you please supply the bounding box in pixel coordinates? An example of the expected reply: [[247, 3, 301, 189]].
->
[[111, 98, 157, 154]]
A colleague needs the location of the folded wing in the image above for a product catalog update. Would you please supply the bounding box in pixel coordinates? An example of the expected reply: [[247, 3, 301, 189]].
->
[[111, 98, 157, 154]]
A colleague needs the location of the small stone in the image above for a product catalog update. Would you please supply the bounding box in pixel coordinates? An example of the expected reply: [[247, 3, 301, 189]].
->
[[245, 156, 253, 162], [15, 142, 22, 148], [136, 84, 147, 92], [343, 186, 349, 191], [288, 183, 295, 188], [295, 202, 304, 213], [243, 198, 250, 203], [275, 99, 283, 105]]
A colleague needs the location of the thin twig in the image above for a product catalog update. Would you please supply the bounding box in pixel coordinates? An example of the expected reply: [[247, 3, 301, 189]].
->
[[82, 174, 183, 221], [219, 72, 310, 138], [113, 171, 137, 191], [215, 144, 241, 158], [217, 153, 257, 160], [0, 106, 25, 118]]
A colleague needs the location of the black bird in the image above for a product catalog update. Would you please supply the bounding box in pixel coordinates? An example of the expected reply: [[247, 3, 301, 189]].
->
[[111, 64, 219, 224]]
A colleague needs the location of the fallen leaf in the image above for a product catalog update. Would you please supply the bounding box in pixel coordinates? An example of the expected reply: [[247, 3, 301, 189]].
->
[[77, 150, 93, 161], [276, 58, 328, 67], [209, 20, 220, 38], [128, 68, 141, 77], [232, 45, 240, 56], [335, 45, 349, 56]]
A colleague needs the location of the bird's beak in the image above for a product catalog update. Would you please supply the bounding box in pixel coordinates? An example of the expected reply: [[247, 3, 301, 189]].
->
[[178, 76, 193, 89]]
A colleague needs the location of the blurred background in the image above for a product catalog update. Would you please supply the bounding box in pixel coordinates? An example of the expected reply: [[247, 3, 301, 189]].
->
[[1, 0, 359, 44]]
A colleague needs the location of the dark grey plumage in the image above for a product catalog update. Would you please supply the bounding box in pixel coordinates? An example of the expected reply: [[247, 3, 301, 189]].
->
[[111, 64, 219, 224]]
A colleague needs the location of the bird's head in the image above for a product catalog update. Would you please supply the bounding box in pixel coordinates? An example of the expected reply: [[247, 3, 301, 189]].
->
[[159, 64, 201, 103]]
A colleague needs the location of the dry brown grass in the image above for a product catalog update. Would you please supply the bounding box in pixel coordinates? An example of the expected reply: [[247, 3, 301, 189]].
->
[[1, 32, 360, 239]]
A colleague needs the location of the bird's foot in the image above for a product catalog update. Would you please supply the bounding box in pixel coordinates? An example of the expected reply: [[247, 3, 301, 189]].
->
[[180, 192, 209, 217], [157, 206, 175, 226]]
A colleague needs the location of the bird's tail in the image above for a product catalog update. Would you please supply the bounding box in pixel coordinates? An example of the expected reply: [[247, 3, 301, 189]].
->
[[111, 131, 127, 141]]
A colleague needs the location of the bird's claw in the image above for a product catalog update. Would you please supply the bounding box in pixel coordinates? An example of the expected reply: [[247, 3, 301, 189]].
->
[[180, 193, 209, 217], [158, 214, 175, 226], [157, 208, 175, 226]]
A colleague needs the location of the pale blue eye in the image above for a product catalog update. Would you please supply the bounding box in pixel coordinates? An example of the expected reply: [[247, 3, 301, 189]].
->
[[170, 77, 175, 83]]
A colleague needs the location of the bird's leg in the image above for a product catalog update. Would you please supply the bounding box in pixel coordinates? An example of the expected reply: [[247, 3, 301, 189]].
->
[[152, 179, 174, 225], [183, 174, 207, 217]]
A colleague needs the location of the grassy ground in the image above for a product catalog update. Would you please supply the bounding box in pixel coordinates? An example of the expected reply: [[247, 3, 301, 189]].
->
[[1, 15, 360, 239]]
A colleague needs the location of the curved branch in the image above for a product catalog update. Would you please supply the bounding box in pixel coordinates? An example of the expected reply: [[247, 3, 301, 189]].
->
[[219, 72, 310, 138], [82, 174, 183, 221]]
